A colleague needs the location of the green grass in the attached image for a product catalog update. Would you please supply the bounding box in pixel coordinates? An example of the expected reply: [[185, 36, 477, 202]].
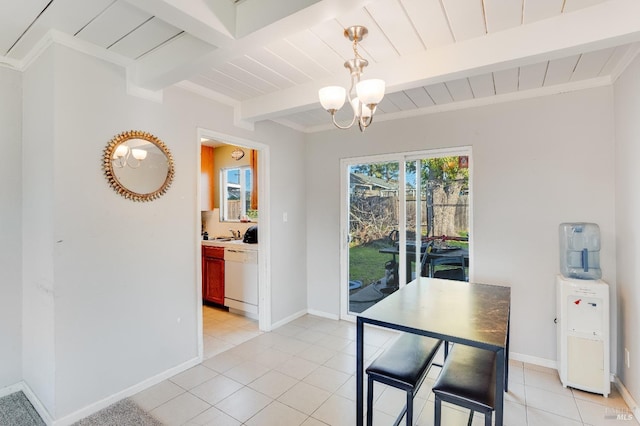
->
[[445, 240, 468, 249], [349, 232, 470, 287], [349, 243, 391, 286]]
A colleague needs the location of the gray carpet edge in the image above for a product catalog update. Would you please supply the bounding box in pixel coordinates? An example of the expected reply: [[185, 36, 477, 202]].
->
[[0, 392, 164, 426], [71, 398, 163, 426], [0, 391, 45, 426]]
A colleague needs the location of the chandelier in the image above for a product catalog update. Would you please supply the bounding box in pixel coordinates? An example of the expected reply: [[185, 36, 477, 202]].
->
[[318, 26, 385, 132], [112, 144, 147, 168]]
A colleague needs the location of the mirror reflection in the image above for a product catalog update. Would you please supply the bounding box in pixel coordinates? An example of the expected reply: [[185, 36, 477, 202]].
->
[[103, 131, 174, 202], [112, 139, 169, 194]]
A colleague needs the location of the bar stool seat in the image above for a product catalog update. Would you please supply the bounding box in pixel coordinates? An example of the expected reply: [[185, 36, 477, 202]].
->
[[366, 334, 442, 426], [432, 344, 497, 426]]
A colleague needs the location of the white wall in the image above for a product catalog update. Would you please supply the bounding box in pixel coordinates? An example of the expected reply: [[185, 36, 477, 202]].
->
[[268, 135, 307, 322], [19, 43, 307, 420], [613, 53, 640, 405], [0, 67, 23, 389], [306, 87, 617, 365], [22, 47, 57, 414]]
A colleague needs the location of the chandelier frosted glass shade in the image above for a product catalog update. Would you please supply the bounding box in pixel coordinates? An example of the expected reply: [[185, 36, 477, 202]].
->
[[114, 144, 129, 158], [318, 86, 346, 111], [112, 144, 148, 168], [356, 79, 385, 106], [351, 98, 372, 118], [317, 25, 385, 132], [131, 149, 147, 160]]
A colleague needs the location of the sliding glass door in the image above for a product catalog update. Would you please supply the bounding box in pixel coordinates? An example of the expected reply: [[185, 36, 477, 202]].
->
[[341, 148, 471, 318], [345, 160, 401, 314]]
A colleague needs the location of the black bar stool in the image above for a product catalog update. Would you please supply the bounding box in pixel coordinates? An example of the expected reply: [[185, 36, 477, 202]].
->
[[432, 344, 497, 426], [366, 334, 442, 426]]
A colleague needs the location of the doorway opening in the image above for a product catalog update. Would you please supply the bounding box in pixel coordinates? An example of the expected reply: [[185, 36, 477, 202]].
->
[[341, 147, 471, 319], [196, 129, 271, 360]]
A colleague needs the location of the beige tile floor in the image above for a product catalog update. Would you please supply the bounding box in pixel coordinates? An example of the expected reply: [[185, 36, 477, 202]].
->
[[130, 305, 638, 425], [201, 305, 264, 359]]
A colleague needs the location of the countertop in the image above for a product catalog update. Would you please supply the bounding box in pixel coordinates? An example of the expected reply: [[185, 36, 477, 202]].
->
[[202, 239, 258, 250]]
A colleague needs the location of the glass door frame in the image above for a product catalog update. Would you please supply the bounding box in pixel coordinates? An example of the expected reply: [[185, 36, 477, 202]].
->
[[339, 146, 473, 320]]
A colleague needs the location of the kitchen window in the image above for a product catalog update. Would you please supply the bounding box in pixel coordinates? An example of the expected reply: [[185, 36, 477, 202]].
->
[[221, 166, 252, 221]]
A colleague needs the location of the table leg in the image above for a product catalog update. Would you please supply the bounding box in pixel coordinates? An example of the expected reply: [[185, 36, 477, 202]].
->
[[495, 348, 505, 426], [356, 318, 364, 426], [505, 312, 511, 392]]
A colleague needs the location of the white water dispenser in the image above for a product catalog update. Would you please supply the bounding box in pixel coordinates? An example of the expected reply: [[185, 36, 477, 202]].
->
[[556, 276, 610, 396], [556, 222, 609, 397]]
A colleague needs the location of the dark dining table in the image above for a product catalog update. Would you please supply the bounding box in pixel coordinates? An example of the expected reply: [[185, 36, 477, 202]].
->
[[356, 277, 511, 426]]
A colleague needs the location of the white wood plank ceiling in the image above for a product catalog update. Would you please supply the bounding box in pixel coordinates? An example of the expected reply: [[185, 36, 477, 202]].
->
[[2, 0, 640, 132]]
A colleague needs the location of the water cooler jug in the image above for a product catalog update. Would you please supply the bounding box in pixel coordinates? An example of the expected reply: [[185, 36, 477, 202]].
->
[[556, 223, 610, 397], [559, 223, 601, 280]]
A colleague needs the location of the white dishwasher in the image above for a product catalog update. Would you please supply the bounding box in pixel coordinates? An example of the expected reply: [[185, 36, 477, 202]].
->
[[224, 247, 258, 317]]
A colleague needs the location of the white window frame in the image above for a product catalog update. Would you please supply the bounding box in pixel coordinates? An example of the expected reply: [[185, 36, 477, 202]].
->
[[221, 166, 252, 222]]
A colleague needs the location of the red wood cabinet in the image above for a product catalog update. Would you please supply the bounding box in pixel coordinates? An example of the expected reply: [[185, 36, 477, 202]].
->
[[202, 246, 224, 305]]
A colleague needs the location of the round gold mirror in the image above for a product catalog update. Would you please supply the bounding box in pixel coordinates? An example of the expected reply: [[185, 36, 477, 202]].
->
[[103, 130, 175, 202]]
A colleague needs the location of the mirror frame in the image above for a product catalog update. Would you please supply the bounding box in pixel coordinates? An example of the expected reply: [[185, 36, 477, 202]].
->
[[102, 130, 175, 202]]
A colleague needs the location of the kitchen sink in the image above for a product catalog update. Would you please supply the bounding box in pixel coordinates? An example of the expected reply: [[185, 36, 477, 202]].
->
[[208, 237, 233, 241]]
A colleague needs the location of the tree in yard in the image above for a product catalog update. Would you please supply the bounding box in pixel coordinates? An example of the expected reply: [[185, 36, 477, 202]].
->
[[351, 162, 399, 182], [423, 157, 468, 237], [405, 157, 468, 238], [349, 157, 468, 243], [349, 195, 396, 245]]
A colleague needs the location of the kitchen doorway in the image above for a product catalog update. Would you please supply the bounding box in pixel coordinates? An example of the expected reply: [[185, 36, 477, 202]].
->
[[196, 129, 271, 360]]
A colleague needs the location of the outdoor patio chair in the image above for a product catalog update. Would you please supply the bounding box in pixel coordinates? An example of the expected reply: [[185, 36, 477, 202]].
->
[[430, 255, 466, 281]]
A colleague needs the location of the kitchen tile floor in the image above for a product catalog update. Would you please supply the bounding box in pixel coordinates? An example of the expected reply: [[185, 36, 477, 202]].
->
[[201, 305, 263, 359], [129, 306, 638, 425]]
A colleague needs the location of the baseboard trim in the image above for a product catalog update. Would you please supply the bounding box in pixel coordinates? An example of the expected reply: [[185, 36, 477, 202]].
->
[[0, 382, 24, 398], [270, 309, 307, 330], [306, 309, 339, 321], [21, 382, 55, 425], [508, 352, 640, 414], [510, 351, 557, 369], [270, 309, 341, 330], [51, 356, 201, 426], [614, 375, 639, 419]]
